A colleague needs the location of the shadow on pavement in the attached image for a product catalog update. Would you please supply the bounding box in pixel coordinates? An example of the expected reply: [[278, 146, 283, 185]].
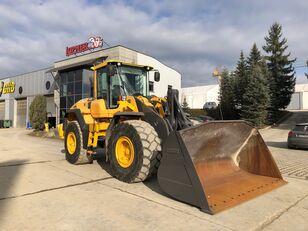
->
[[96, 158, 169, 197], [143, 175, 169, 197], [0, 159, 28, 218]]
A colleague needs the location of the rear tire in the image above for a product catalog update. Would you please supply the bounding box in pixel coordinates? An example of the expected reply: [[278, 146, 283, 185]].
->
[[108, 120, 161, 183], [64, 121, 93, 164]]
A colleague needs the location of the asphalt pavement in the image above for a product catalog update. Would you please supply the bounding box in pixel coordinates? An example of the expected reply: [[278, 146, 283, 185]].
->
[[0, 111, 308, 231]]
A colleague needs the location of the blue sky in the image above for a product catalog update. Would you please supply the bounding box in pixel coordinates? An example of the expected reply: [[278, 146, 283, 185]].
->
[[0, 0, 307, 86]]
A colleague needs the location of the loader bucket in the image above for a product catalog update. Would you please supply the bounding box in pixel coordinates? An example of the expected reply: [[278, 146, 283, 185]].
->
[[157, 121, 286, 214]]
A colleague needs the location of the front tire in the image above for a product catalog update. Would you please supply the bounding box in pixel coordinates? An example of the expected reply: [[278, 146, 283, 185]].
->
[[107, 120, 161, 183], [64, 121, 93, 164]]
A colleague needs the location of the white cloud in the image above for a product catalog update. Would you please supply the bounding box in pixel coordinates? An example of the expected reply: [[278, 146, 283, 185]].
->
[[0, 0, 307, 86]]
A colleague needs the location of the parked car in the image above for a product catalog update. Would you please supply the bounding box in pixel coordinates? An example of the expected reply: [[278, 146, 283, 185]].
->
[[203, 102, 217, 110], [187, 116, 201, 126], [287, 123, 308, 149], [198, 115, 214, 123]]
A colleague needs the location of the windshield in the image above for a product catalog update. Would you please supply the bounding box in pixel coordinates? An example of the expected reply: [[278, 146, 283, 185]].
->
[[96, 65, 148, 108], [115, 66, 147, 96]]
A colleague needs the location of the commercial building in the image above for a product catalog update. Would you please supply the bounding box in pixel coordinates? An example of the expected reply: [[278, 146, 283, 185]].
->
[[287, 84, 308, 110], [181, 83, 308, 110], [0, 68, 56, 128], [0, 45, 181, 128], [180, 84, 219, 109]]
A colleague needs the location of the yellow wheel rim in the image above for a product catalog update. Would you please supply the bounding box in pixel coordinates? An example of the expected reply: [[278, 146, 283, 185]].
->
[[115, 136, 134, 168], [67, 132, 77, 155]]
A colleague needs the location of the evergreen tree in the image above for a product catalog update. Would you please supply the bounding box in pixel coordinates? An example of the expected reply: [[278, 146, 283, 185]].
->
[[219, 68, 237, 119], [247, 43, 270, 79], [181, 96, 189, 112], [240, 65, 270, 126], [234, 51, 248, 109], [247, 43, 269, 78], [263, 22, 296, 121], [247, 43, 262, 68]]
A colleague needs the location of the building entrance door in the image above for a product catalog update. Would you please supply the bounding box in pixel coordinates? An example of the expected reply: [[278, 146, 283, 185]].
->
[[16, 99, 27, 128]]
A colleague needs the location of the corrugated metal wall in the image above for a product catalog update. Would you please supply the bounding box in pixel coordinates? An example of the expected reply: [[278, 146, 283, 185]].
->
[[0, 101, 5, 120], [0, 68, 55, 100], [303, 92, 308, 110], [0, 68, 56, 127], [287, 92, 300, 110], [16, 99, 27, 128]]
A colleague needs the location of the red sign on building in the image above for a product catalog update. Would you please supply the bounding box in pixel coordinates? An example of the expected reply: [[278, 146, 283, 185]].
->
[[66, 36, 103, 57]]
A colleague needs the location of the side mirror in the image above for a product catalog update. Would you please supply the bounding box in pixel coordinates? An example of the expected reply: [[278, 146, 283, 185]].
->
[[154, 71, 160, 82], [108, 65, 117, 77]]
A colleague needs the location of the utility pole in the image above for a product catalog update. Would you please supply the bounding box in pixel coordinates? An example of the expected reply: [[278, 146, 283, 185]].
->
[[212, 68, 223, 120]]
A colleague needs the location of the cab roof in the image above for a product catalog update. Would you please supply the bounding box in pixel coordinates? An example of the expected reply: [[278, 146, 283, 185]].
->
[[91, 60, 153, 71]]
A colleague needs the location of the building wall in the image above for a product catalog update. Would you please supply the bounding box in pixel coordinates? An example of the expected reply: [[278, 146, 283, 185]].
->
[[302, 92, 308, 110], [54, 46, 138, 69], [55, 46, 181, 98], [286, 84, 308, 110], [286, 92, 300, 110], [0, 68, 56, 127], [183, 83, 308, 111], [137, 53, 181, 97], [0, 46, 181, 127], [181, 85, 219, 109]]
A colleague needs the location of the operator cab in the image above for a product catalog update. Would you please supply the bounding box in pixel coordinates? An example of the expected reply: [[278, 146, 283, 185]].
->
[[92, 61, 159, 108]]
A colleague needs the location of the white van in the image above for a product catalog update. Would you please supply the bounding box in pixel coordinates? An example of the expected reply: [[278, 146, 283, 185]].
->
[[203, 102, 217, 110]]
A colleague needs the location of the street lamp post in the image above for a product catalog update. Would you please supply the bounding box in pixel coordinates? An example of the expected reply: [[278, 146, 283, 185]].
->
[[212, 68, 223, 120]]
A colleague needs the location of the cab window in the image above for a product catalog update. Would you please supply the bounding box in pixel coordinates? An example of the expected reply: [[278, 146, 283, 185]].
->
[[97, 67, 108, 101]]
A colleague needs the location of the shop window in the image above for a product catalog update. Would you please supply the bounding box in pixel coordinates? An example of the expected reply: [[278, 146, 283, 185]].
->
[[67, 82, 74, 95], [59, 68, 96, 122], [83, 69, 93, 97], [60, 72, 67, 84], [68, 71, 75, 82], [75, 94, 82, 102], [59, 109, 67, 123], [67, 95, 74, 108], [82, 83, 91, 98], [149, 81, 154, 92], [74, 81, 82, 94], [60, 96, 66, 109], [75, 69, 82, 82], [60, 84, 67, 97], [82, 94, 90, 99]]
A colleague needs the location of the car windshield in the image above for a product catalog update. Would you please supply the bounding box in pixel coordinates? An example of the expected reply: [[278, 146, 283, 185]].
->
[[115, 66, 147, 96]]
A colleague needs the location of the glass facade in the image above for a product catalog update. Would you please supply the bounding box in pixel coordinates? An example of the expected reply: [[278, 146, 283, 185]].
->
[[59, 68, 93, 122]]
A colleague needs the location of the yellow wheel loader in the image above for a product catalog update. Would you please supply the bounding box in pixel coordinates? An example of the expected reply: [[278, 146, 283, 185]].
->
[[62, 60, 286, 214]]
